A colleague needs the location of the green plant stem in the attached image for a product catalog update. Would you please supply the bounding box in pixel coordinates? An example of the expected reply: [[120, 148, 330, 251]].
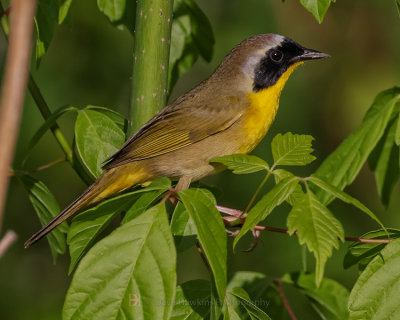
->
[[129, 0, 174, 135], [27, 76, 73, 164], [0, 3, 74, 165], [244, 171, 272, 213], [301, 245, 307, 271]]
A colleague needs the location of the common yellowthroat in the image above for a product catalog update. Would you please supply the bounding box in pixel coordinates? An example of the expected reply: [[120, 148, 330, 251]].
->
[[25, 34, 329, 248]]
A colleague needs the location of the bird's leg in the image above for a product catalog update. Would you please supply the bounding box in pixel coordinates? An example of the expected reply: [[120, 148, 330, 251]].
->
[[175, 175, 192, 192], [162, 175, 192, 204]]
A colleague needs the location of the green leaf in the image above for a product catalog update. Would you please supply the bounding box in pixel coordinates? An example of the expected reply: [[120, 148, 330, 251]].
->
[[179, 188, 227, 300], [169, 0, 214, 94], [224, 295, 242, 320], [21, 105, 78, 167], [68, 178, 170, 273], [299, 0, 333, 23], [171, 280, 211, 320], [273, 169, 304, 206], [63, 204, 176, 320], [228, 287, 272, 320], [181, 0, 214, 61], [282, 271, 349, 320], [170, 202, 198, 252], [348, 238, 400, 319], [97, 0, 135, 32], [234, 176, 299, 248], [35, 0, 59, 64], [211, 154, 269, 174], [210, 279, 222, 320], [142, 177, 172, 191], [287, 191, 344, 286], [314, 87, 400, 205], [68, 210, 119, 274], [227, 272, 283, 319], [67, 194, 136, 274], [343, 229, 400, 271], [19, 175, 68, 261], [86, 105, 128, 133], [271, 132, 316, 166], [308, 176, 385, 230], [72, 150, 96, 185], [396, 0, 400, 16], [122, 190, 165, 223], [395, 112, 400, 146], [368, 119, 400, 207], [74, 109, 125, 179], [59, 0, 73, 23], [97, 0, 125, 21]]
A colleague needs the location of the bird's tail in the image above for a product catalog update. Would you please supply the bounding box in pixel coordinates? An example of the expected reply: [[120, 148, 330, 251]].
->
[[24, 183, 100, 248], [24, 165, 150, 248]]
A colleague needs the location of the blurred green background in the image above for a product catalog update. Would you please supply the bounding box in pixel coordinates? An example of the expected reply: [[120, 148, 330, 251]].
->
[[1, 0, 400, 319]]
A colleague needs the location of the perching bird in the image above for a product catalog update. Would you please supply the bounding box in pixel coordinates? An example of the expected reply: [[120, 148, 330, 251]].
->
[[25, 34, 329, 248]]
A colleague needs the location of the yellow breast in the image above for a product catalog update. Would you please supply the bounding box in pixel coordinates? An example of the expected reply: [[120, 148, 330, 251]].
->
[[240, 62, 303, 153]]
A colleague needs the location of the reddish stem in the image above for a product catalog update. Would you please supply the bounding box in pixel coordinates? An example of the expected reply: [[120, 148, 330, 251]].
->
[[216, 205, 243, 217], [216, 205, 394, 244], [343, 236, 392, 243], [274, 279, 297, 320]]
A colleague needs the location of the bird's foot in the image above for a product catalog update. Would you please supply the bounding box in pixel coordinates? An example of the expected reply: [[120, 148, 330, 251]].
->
[[224, 223, 261, 252], [161, 186, 179, 205], [243, 229, 261, 252]]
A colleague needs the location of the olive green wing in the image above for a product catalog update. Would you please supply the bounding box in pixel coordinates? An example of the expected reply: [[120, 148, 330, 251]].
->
[[103, 101, 244, 169]]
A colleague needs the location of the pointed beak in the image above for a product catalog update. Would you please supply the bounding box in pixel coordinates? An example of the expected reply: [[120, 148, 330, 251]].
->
[[297, 48, 331, 62]]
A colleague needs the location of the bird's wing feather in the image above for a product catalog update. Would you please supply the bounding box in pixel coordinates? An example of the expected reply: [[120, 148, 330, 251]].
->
[[103, 98, 245, 169]]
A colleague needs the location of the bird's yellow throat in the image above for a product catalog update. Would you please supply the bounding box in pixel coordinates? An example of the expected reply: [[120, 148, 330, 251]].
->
[[241, 61, 303, 152]]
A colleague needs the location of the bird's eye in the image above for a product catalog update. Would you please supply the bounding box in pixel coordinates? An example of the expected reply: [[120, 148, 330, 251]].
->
[[269, 50, 283, 63]]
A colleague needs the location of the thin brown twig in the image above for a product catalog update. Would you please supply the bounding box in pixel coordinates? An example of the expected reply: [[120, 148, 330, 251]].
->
[[0, 0, 37, 234], [274, 279, 297, 320], [9, 157, 66, 176], [196, 243, 211, 272], [0, 230, 18, 258], [216, 205, 394, 244]]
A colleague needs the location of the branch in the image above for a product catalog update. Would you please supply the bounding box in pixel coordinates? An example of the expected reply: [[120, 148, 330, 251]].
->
[[0, 230, 18, 258], [0, 0, 37, 233], [216, 205, 394, 244], [10, 157, 66, 176], [129, 0, 174, 135], [0, 4, 74, 166]]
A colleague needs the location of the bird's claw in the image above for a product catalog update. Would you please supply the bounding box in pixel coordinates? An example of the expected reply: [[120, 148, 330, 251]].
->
[[225, 229, 240, 237], [243, 229, 261, 252], [224, 224, 261, 252]]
